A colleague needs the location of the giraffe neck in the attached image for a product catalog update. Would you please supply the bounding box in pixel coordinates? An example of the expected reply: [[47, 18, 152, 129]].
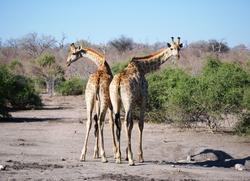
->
[[131, 48, 172, 74], [80, 48, 113, 76], [81, 48, 105, 67]]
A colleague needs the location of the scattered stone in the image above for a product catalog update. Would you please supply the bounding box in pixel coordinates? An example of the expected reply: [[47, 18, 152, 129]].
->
[[6, 160, 13, 163], [245, 160, 250, 170], [61, 158, 66, 161], [0, 165, 6, 170], [171, 164, 175, 168], [235, 164, 245, 171]]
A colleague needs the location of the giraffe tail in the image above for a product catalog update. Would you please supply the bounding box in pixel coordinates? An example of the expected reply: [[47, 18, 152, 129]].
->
[[109, 74, 121, 114]]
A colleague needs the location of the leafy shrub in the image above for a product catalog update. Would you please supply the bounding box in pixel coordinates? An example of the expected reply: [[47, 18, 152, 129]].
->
[[6, 75, 42, 109], [146, 67, 197, 124], [0, 64, 41, 117], [146, 58, 250, 126], [199, 58, 249, 113], [56, 77, 87, 96], [0, 65, 11, 117], [111, 61, 128, 74], [234, 112, 250, 135]]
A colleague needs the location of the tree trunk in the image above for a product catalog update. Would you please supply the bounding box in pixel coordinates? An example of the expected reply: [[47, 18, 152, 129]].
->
[[51, 77, 55, 96], [46, 79, 52, 97]]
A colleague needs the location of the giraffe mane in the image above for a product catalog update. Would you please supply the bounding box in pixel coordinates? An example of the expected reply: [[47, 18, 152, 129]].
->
[[131, 48, 166, 61], [84, 48, 104, 60]]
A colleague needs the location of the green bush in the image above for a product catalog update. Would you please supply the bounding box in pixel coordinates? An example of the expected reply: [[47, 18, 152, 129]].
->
[[0, 65, 11, 117], [111, 61, 128, 74], [146, 58, 250, 125], [56, 77, 87, 96], [199, 58, 249, 113], [0, 64, 41, 117], [234, 112, 250, 135], [146, 67, 198, 124], [6, 75, 41, 109]]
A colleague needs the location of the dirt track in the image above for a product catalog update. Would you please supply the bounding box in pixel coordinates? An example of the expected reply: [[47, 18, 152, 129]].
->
[[0, 95, 250, 180]]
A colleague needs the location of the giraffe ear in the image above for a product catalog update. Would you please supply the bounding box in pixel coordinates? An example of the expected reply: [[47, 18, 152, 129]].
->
[[179, 43, 183, 48], [167, 43, 171, 48]]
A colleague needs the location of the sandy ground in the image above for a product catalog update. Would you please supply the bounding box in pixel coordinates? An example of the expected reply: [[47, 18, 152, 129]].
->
[[0, 95, 250, 181]]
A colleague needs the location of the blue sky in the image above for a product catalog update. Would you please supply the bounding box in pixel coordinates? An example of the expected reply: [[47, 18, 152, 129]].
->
[[1, 0, 250, 47]]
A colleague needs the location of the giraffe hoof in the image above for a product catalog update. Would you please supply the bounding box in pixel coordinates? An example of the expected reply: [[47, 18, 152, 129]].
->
[[116, 159, 121, 164], [79, 157, 86, 162], [128, 160, 135, 166], [101, 157, 108, 163], [138, 155, 144, 163], [139, 159, 144, 163], [80, 154, 85, 161]]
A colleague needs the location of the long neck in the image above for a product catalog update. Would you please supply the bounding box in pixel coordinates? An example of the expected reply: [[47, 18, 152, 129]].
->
[[81, 48, 113, 76], [81, 48, 105, 67], [131, 48, 172, 74]]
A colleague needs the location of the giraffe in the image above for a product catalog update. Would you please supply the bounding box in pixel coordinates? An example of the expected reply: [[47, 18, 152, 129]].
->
[[109, 37, 183, 165], [66, 43, 117, 163]]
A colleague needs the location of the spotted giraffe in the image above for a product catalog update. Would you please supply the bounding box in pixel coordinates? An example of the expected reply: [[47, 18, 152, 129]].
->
[[109, 37, 183, 165], [66, 43, 117, 163]]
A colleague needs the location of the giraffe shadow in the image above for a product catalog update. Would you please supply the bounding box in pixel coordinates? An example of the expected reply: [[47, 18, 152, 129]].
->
[[158, 149, 250, 168], [0, 117, 61, 123]]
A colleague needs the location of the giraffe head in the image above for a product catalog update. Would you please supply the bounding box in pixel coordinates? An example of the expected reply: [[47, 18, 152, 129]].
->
[[167, 37, 183, 60], [66, 43, 86, 67]]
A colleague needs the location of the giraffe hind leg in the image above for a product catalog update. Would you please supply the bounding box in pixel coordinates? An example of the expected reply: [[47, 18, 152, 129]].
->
[[114, 112, 121, 163], [138, 103, 145, 163], [108, 107, 118, 159], [93, 114, 100, 159], [124, 109, 134, 166], [98, 109, 108, 163], [80, 84, 95, 161]]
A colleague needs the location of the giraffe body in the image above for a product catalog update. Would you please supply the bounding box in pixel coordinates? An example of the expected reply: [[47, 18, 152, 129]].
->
[[66, 44, 117, 163], [110, 37, 183, 165]]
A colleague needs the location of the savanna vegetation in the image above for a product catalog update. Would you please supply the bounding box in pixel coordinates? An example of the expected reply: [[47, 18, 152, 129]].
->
[[0, 63, 41, 117], [0, 33, 249, 134]]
